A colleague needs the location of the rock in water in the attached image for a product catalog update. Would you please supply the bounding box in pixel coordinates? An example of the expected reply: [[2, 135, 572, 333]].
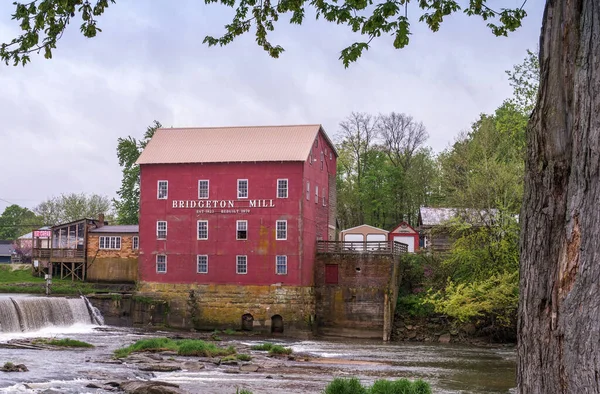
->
[[119, 381, 186, 394], [1, 363, 28, 372]]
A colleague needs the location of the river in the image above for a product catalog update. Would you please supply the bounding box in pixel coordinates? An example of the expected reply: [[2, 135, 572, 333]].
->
[[0, 295, 515, 393]]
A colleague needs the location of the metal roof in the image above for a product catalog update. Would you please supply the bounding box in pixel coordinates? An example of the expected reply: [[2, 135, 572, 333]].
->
[[0, 243, 13, 256], [136, 125, 337, 165], [89, 225, 139, 234]]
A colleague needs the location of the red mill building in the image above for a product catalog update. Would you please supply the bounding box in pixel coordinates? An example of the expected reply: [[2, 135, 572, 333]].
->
[[135, 125, 337, 332]]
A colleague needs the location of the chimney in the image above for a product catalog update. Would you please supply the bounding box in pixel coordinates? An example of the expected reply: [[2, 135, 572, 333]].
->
[[97, 213, 105, 228]]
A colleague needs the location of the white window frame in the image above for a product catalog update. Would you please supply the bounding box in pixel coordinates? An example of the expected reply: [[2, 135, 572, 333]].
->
[[237, 179, 248, 199], [198, 180, 210, 199], [322, 188, 327, 206], [197, 220, 208, 240], [315, 185, 319, 204], [236, 255, 247, 274], [156, 254, 167, 273], [157, 180, 168, 200], [277, 179, 288, 199], [236, 220, 248, 240], [132, 236, 139, 250], [306, 181, 310, 200], [276, 220, 287, 240], [99, 236, 121, 250], [309, 150, 313, 165], [197, 255, 208, 274], [320, 151, 324, 170], [276, 255, 287, 275], [157, 221, 167, 240]]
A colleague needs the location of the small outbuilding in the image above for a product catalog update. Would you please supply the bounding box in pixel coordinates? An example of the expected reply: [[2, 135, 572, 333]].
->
[[340, 224, 389, 250], [389, 222, 419, 253]]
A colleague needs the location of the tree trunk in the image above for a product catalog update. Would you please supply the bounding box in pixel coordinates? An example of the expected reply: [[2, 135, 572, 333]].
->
[[518, 0, 600, 392]]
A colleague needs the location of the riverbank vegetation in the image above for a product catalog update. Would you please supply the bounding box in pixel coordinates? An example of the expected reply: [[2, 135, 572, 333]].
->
[[114, 338, 236, 359], [32, 338, 94, 348], [336, 51, 537, 341], [0, 265, 96, 295]]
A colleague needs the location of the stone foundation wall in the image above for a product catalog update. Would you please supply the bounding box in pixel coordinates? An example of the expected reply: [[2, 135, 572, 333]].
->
[[128, 282, 316, 334], [314, 253, 400, 339]]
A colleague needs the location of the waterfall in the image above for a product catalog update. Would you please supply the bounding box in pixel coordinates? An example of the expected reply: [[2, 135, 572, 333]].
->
[[0, 296, 103, 333]]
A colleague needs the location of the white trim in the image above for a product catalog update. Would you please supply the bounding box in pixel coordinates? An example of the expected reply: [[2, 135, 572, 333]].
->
[[198, 180, 210, 199], [157, 180, 168, 199], [276, 220, 287, 240], [236, 255, 248, 274], [156, 254, 167, 273], [236, 220, 248, 240], [197, 254, 208, 274], [197, 220, 208, 240], [341, 224, 389, 234], [99, 236, 121, 250], [276, 255, 287, 275], [156, 221, 167, 240], [237, 179, 248, 199], [277, 178, 288, 199], [132, 236, 139, 250]]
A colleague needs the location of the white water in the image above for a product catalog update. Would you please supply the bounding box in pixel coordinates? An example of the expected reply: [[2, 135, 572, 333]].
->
[[0, 296, 100, 334]]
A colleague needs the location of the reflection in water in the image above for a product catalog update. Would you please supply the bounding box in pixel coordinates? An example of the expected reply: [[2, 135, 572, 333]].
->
[[0, 327, 515, 394]]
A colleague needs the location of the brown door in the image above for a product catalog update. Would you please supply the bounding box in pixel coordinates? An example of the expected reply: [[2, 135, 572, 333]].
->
[[325, 264, 338, 284]]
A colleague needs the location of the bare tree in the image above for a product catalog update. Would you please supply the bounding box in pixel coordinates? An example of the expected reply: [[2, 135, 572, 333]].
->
[[34, 193, 113, 226], [338, 112, 378, 183], [377, 112, 428, 171]]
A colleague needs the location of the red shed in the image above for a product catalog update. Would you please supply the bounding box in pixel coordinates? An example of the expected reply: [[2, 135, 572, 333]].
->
[[136, 125, 337, 287], [389, 221, 419, 253]]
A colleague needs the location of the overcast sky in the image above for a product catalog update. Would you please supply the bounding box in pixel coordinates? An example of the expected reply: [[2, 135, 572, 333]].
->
[[0, 0, 545, 214]]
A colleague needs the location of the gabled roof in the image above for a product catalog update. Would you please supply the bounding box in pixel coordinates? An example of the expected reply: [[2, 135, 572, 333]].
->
[[341, 224, 389, 234], [136, 125, 338, 165], [390, 221, 417, 234], [89, 225, 139, 234]]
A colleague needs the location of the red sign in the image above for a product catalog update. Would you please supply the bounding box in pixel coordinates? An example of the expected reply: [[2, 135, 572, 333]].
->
[[33, 230, 51, 238]]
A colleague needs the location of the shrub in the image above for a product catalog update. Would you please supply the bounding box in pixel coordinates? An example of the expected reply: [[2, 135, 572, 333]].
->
[[236, 354, 252, 361], [268, 345, 292, 355], [177, 340, 235, 357], [411, 379, 432, 394], [323, 377, 367, 394], [114, 338, 178, 358]]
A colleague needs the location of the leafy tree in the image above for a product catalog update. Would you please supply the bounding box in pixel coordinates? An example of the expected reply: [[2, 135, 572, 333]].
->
[[3, 2, 599, 391], [34, 193, 112, 225], [113, 120, 161, 224], [0, 205, 40, 240]]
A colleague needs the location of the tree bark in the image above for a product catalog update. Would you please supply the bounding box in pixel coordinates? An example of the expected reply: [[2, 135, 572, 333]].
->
[[518, 0, 600, 392]]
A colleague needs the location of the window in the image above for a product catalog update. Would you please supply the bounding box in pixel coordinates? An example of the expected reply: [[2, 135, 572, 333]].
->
[[236, 255, 247, 274], [132, 236, 139, 250], [320, 151, 324, 170], [315, 138, 318, 148], [198, 180, 209, 199], [237, 220, 248, 240], [330, 151, 333, 160], [197, 255, 208, 274], [309, 150, 313, 164], [197, 220, 208, 240], [157, 221, 167, 239], [277, 179, 288, 198], [238, 179, 248, 198], [99, 236, 121, 250], [322, 188, 327, 206], [156, 255, 167, 273], [315, 185, 319, 204], [157, 181, 168, 199], [276, 220, 287, 240], [276, 255, 287, 275], [306, 181, 310, 200]]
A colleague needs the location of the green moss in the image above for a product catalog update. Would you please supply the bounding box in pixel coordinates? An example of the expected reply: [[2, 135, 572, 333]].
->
[[32, 338, 94, 348]]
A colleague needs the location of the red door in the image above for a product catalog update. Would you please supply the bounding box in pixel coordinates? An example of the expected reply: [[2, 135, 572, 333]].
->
[[325, 264, 338, 284]]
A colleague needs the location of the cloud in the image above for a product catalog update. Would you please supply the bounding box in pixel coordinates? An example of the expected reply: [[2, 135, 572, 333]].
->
[[0, 0, 545, 214]]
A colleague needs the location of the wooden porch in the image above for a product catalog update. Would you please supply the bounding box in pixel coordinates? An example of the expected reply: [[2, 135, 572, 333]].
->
[[31, 248, 86, 280]]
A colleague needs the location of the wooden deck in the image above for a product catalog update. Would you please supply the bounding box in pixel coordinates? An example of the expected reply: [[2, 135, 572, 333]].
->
[[316, 240, 408, 256]]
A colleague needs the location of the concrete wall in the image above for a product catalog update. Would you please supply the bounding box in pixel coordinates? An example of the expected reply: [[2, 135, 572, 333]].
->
[[314, 253, 401, 339]]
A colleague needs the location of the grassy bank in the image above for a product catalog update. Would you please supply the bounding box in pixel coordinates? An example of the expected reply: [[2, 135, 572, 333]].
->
[[0, 265, 95, 295], [114, 338, 236, 358]]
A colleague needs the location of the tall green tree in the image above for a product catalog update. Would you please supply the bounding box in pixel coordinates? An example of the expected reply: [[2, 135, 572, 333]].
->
[[3, 2, 600, 392], [0, 205, 40, 240], [34, 193, 112, 225], [113, 120, 161, 224]]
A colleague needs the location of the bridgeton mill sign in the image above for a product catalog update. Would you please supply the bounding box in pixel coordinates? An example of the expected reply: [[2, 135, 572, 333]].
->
[[172, 199, 276, 214]]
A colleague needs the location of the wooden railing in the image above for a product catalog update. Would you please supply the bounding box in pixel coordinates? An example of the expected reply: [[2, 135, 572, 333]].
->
[[32, 248, 85, 261], [317, 240, 408, 256]]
